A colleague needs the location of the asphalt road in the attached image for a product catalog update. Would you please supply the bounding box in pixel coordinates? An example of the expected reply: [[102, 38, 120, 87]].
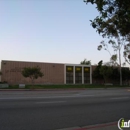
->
[[0, 89, 130, 130]]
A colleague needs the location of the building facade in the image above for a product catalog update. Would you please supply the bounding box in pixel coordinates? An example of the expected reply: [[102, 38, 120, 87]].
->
[[1, 60, 92, 85], [65, 64, 92, 84]]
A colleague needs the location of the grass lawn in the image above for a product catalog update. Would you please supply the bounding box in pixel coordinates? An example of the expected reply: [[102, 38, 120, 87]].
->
[[5, 84, 130, 89]]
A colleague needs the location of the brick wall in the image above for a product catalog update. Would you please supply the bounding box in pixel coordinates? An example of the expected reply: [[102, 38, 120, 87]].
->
[[1, 60, 64, 85]]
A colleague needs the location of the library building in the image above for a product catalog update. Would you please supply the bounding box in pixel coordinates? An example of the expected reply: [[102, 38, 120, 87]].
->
[[1, 60, 92, 85]]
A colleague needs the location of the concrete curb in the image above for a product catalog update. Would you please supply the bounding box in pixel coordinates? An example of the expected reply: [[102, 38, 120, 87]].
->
[[0, 87, 130, 91], [56, 122, 117, 130], [0, 88, 87, 91], [74, 122, 117, 130]]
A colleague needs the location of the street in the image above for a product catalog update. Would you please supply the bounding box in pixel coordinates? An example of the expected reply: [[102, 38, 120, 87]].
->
[[0, 89, 130, 130]]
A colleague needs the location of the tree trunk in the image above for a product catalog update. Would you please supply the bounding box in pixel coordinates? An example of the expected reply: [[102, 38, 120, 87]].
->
[[119, 44, 122, 86], [31, 78, 35, 89]]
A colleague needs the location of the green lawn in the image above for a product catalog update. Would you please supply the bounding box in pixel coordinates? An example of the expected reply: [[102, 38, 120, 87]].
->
[[6, 84, 130, 89]]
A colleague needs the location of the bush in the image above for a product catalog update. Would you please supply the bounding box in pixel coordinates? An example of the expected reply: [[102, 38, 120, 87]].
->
[[0, 81, 8, 84]]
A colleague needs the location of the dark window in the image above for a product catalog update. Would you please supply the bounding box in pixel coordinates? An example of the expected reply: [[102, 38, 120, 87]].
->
[[75, 67, 82, 84], [66, 66, 73, 84], [84, 67, 90, 84]]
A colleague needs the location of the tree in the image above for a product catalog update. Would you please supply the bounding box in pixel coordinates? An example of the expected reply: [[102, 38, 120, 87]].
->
[[122, 68, 130, 82], [83, 1, 130, 84], [124, 35, 130, 64], [93, 60, 103, 80], [22, 66, 43, 85], [80, 58, 91, 65], [97, 38, 124, 85], [111, 67, 120, 82], [124, 43, 130, 64], [99, 65, 113, 83], [84, 0, 130, 37], [84, 0, 130, 66], [98, 40, 118, 66]]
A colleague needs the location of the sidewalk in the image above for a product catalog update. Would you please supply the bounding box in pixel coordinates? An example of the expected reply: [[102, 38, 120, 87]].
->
[[57, 122, 118, 130]]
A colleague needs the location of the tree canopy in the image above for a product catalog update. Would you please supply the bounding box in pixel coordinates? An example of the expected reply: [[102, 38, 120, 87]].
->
[[84, 0, 130, 37], [22, 66, 43, 85], [80, 59, 91, 65], [92, 60, 103, 79], [100, 65, 113, 83], [93, 60, 130, 85], [124, 42, 130, 64], [97, 40, 119, 65]]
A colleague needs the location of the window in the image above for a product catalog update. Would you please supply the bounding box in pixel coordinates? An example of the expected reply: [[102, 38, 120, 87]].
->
[[75, 67, 82, 84], [84, 67, 90, 84], [66, 66, 73, 84]]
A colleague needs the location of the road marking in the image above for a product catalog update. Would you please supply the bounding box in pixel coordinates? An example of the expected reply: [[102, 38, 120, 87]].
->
[[36, 101, 66, 104], [110, 97, 129, 100], [0, 95, 95, 100], [75, 122, 117, 130], [76, 94, 95, 96], [56, 126, 80, 130], [56, 122, 117, 130]]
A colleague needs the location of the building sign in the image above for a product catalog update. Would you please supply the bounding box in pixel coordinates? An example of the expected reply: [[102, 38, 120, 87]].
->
[[75, 67, 82, 72], [84, 67, 90, 72], [5, 67, 23, 73], [66, 66, 73, 72], [76, 68, 80, 71]]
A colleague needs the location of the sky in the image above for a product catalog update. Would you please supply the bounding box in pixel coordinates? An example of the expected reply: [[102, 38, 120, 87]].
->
[[0, 0, 128, 67]]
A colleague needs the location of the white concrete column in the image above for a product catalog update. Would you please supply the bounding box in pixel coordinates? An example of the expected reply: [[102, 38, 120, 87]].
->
[[82, 66, 84, 84], [64, 64, 66, 84], [73, 66, 75, 84], [90, 66, 92, 84]]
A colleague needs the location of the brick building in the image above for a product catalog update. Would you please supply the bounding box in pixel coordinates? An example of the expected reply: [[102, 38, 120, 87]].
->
[[1, 60, 92, 85]]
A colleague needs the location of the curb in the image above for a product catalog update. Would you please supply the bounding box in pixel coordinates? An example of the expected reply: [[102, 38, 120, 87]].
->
[[0, 88, 87, 91], [56, 122, 117, 130], [0, 87, 130, 91], [74, 122, 117, 130]]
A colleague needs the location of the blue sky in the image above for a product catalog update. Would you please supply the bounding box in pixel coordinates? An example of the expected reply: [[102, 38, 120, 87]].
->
[[0, 0, 128, 66]]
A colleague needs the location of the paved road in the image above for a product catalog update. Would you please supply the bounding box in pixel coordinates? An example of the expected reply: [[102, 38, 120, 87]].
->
[[0, 89, 130, 130]]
